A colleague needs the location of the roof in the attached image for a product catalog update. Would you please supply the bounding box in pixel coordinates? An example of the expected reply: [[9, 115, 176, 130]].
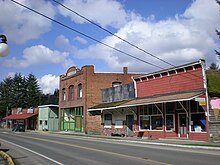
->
[[3, 113, 38, 120], [88, 90, 204, 111], [133, 59, 205, 80], [90, 100, 131, 109], [38, 104, 59, 108]]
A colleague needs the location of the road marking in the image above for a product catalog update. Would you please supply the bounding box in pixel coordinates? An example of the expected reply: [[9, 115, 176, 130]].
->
[[0, 138, 63, 165], [33, 132, 220, 156], [6, 134, 171, 165]]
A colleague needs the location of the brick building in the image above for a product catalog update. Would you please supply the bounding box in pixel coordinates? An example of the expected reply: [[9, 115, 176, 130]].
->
[[4, 107, 38, 130], [89, 60, 211, 140], [59, 65, 142, 134]]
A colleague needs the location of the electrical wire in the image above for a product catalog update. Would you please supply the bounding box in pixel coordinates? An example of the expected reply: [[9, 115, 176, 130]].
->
[[51, 0, 203, 80], [51, 0, 174, 67], [9, 0, 203, 81], [10, 0, 164, 70]]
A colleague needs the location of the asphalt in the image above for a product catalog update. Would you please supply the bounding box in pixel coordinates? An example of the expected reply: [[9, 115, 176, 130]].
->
[[44, 130, 220, 150], [1, 130, 220, 165]]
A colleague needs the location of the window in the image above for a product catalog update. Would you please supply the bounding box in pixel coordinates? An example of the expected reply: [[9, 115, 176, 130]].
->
[[190, 101, 206, 132], [115, 120, 123, 128], [62, 88, 66, 101], [112, 82, 121, 87], [64, 109, 75, 122], [69, 85, 74, 100], [166, 104, 175, 131], [39, 120, 42, 125], [78, 84, 82, 98], [44, 120, 47, 125], [140, 105, 163, 130], [104, 114, 112, 128], [166, 115, 175, 131]]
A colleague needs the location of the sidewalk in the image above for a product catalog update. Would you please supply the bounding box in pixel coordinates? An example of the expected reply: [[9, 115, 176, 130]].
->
[[36, 130, 220, 150]]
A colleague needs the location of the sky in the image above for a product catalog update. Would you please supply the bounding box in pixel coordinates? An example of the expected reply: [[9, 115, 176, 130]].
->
[[0, 0, 220, 94]]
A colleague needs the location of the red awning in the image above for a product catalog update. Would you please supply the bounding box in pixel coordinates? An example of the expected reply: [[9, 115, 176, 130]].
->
[[3, 113, 37, 120]]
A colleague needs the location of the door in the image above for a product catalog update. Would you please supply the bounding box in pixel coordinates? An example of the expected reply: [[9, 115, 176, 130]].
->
[[126, 115, 133, 137], [178, 113, 187, 137], [75, 116, 82, 132]]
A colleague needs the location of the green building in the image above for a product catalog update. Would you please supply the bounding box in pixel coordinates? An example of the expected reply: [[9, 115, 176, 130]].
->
[[38, 105, 59, 131]]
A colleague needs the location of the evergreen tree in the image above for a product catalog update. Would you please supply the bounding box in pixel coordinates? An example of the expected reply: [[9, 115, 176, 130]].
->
[[0, 73, 58, 117], [0, 77, 13, 116], [209, 62, 219, 70], [12, 73, 26, 108], [26, 74, 41, 107]]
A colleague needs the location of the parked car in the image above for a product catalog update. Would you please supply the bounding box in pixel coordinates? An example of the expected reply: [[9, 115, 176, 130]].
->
[[12, 122, 25, 132]]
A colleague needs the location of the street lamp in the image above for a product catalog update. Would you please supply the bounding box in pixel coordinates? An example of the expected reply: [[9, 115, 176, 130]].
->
[[0, 35, 9, 57]]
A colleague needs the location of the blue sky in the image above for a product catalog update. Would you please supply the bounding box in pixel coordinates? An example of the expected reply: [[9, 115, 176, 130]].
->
[[0, 0, 219, 94]]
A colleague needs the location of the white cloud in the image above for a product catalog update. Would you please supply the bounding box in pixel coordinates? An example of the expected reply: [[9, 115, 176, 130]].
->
[[58, 0, 140, 28], [55, 35, 77, 53], [38, 74, 59, 94], [74, 36, 87, 45], [75, 0, 220, 72], [3, 45, 74, 69], [0, 0, 56, 44]]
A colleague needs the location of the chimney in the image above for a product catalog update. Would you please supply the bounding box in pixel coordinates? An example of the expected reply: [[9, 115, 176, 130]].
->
[[123, 67, 128, 74]]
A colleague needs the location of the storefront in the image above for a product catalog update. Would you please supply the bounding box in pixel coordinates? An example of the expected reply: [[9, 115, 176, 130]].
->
[[60, 106, 83, 132], [89, 90, 209, 141], [3, 113, 38, 130]]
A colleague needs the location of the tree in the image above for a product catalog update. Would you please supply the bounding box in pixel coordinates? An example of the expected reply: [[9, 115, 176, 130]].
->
[[26, 74, 41, 107], [209, 62, 219, 70], [12, 73, 27, 108], [207, 70, 220, 97], [0, 73, 41, 117], [39, 89, 59, 105], [0, 77, 14, 116]]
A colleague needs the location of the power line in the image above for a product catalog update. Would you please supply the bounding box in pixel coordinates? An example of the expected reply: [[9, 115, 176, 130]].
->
[[10, 0, 164, 70], [9, 0, 202, 81], [52, 0, 203, 80], [51, 0, 174, 67]]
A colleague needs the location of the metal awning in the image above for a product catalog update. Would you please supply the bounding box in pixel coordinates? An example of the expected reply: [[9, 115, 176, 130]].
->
[[88, 90, 204, 111], [3, 113, 37, 120]]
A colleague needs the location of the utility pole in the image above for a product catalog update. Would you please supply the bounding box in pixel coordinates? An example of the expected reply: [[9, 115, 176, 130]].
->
[[6, 106, 8, 128]]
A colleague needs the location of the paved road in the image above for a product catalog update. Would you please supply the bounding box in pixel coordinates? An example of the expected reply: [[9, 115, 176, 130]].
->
[[0, 129, 220, 165]]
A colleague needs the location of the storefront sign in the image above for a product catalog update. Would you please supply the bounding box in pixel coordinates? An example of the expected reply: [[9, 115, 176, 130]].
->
[[195, 98, 206, 106]]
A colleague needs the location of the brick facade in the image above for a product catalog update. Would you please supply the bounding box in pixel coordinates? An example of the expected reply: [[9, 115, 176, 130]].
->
[[59, 65, 142, 134], [93, 60, 210, 141], [133, 60, 209, 141]]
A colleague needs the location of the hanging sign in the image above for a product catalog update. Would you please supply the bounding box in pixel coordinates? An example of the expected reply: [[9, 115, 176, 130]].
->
[[195, 98, 206, 106]]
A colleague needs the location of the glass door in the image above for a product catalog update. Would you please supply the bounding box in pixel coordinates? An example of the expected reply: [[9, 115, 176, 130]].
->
[[178, 113, 187, 137]]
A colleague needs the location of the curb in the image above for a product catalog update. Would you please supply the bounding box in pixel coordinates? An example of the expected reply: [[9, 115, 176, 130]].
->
[[0, 150, 15, 165], [39, 131, 220, 150]]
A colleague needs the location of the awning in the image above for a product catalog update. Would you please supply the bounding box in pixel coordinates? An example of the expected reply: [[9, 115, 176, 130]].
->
[[3, 113, 37, 120], [88, 90, 204, 111]]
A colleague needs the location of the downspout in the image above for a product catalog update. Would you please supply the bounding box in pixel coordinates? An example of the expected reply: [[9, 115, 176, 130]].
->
[[131, 76, 139, 133], [200, 59, 210, 140], [200, 59, 210, 122], [132, 76, 137, 98]]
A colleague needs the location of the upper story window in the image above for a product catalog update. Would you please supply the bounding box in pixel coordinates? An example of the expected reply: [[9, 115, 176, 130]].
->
[[69, 85, 74, 100], [112, 82, 121, 87], [62, 88, 66, 101], [78, 83, 82, 98]]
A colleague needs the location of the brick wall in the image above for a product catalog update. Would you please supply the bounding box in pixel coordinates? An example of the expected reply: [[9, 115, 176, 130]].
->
[[59, 65, 143, 133], [136, 66, 204, 97]]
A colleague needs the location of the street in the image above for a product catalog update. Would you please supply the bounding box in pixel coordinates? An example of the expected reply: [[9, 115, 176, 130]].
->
[[0, 129, 220, 165]]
